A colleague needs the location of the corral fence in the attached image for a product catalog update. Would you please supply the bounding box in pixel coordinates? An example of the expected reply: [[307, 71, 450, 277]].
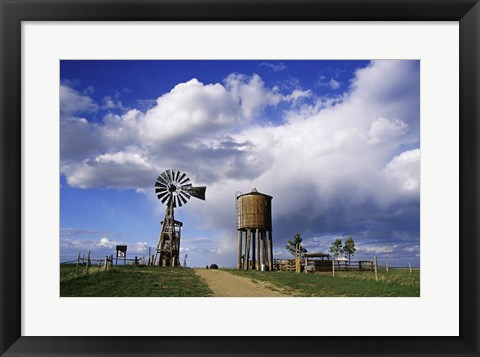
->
[[274, 258, 418, 274], [274, 258, 374, 272], [61, 251, 147, 274]]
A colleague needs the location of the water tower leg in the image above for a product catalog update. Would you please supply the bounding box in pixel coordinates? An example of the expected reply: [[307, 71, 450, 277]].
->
[[245, 229, 251, 270], [269, 230, 274, 271], [256, 232, 261, 270], [264, 233, 270, 271], [260, 232, 265, 269], [252, 229, 258, 270], [237, 230, 242, 269]]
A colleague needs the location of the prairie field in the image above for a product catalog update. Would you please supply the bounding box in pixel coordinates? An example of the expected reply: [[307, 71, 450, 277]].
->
[[60, 265, 419, 297], [229, 269, 420, 297], [60, 265, 213, 297]]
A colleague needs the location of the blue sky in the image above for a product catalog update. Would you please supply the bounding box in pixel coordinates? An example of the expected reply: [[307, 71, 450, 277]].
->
[[60, 60, 420, 268]]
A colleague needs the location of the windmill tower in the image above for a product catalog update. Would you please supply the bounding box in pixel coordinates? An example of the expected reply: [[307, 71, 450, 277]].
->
[[153, 169, 206, 267]]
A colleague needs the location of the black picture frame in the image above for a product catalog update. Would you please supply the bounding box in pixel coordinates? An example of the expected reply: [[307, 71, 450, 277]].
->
[[1, 0, 478, 356]]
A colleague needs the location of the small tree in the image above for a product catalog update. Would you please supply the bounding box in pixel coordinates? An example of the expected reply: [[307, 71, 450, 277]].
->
[[343, 237, 356, 263], [328, 239, 344, 267], [286, 233, 307, 258]]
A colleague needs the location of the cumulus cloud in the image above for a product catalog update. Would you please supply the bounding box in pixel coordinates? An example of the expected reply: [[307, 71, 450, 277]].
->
[[384, 149, 420, 193], [61, 60, 420, 266], [260, 62, 288, 72], [329, 78, 341, 89], [60, 230, 148, 260], [60, 85, 98, 117], [61, 74, 284, 186], [316, 76, 341, 90]]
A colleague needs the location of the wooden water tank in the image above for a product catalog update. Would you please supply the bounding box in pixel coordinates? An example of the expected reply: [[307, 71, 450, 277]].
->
[[236, 188, 272, 230]]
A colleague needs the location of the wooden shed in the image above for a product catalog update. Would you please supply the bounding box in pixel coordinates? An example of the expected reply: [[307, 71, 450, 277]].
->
[[304, 252, 333, 272]]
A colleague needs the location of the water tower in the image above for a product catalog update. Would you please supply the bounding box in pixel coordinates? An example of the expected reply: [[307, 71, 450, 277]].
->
[[236, 188, 273, 271]]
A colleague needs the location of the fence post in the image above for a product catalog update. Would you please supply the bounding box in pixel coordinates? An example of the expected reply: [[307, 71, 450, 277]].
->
[[385, 261, 389, 272], [374, 256, 378, 282], [332, 257, 335, 277], [409, 262, 412, 273], [76, 252, 80, 271], [85, 251, 91, 274]]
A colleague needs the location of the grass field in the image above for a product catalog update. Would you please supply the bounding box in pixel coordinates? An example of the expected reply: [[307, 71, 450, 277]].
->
[[60, 265, 213, 297], [60, 264, 419, 297], [227, 269, 420, 297]]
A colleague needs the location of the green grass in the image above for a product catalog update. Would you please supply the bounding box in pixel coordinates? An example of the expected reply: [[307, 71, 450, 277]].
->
[[227, 268, 420, 297], [60, 265, 213, 297]]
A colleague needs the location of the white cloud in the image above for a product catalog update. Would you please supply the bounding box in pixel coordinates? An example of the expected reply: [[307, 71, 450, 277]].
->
[[329, 78, 341, 89], [284, 89, 312, 102], [316, 76, 341, 90], [368, 117, 408, 144], [61, 235, 148, 257], [360, 245, 397, 254], [61, 74, 285, 189], [384, 149, 420, 193], [403, 245, 420, 253], [60, 85, 98, 117], [260, 62, 287, 72], [98, 237, 112, 247]]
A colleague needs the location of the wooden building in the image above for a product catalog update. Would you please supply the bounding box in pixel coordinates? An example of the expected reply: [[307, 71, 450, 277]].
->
[[304, 252, 332, 272]]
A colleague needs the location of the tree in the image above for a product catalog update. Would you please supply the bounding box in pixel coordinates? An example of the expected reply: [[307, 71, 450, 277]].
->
[[285, 233, 307, 258], [343, 237, 356, 263], [328, 239, 344, 260]]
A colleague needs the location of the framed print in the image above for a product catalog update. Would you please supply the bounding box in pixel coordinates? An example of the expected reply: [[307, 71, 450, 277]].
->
[[1, 0, 479, 356]]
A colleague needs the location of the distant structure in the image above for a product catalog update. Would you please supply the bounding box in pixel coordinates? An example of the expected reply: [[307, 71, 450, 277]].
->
[[153, 169, 206, 267], [236, 188, 273, 271], [183, 254, 188, 268], [115, 245, 127, 265]]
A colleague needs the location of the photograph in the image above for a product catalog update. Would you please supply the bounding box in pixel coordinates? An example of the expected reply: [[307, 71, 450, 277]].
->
[[60, 59, 421, 297]]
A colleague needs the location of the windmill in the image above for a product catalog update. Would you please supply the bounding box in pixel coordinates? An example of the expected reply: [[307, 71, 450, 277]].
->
[[153, 169, 206, 267]]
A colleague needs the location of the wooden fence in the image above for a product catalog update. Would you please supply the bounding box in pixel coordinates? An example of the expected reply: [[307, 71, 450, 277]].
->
[[274, 258, 375, 272], [60, 251, 148, 275]]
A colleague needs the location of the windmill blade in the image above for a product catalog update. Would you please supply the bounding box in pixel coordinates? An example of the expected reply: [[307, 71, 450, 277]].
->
[[177, 195, 183, 207], [159, 172, 170, 185], [179, 176, 191, 185], [155, 188, 168, 196], [178, 193, 188, 205], [186, 186, 206, 200], [172, 196, 177, 208], [175, 170, 181, 182], [166, 169, 174, 183], [155, 181, 167, 190], [156, 190, 169, 200], [172, 169, 178, 182], [178, 172, 187, 183], [161, 192, 171, 204], [179, 191, 190, 201], [156, 177, 168, 187]]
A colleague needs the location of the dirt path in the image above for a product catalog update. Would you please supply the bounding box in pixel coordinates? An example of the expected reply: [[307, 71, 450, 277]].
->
[[194, 269, 289, 297]]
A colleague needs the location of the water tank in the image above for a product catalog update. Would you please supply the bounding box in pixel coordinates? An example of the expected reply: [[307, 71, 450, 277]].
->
[[236, 188, 272, 230]]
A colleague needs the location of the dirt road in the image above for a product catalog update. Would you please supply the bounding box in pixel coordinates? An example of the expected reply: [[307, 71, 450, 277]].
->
[[194, 269, 289, 297]]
